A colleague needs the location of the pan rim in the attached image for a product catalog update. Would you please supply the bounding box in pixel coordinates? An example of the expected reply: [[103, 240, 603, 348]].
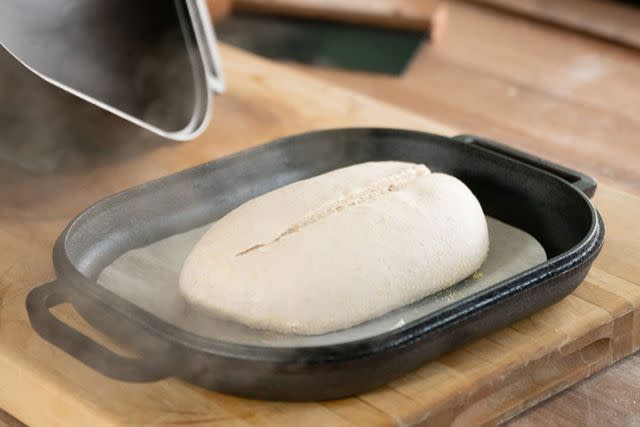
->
[[51, 127, 605, 364]]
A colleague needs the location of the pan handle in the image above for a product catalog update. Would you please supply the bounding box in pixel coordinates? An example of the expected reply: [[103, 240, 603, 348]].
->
[[453, 134, 598, 198], [26, 281, 172, 382]]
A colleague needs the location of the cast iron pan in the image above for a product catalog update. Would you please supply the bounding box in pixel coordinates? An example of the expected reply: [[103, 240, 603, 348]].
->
[[27, 129, 604, 400]]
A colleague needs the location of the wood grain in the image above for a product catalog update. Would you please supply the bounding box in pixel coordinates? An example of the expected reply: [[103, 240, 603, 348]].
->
[[509, 352, 640, 426], [0, 411, 22, 427], [232, 0, 446, 33], [1, 38, 639, 427], [294, 1, 640, 423], [467, 0, 640, 50], [300, 1, 640, 196]]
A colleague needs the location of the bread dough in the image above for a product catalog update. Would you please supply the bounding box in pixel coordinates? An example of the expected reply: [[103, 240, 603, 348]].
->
[[179, 161, 489, 335]]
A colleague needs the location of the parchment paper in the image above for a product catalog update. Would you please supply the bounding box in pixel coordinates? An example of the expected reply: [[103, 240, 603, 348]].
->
[[97, 217, 546, 347]]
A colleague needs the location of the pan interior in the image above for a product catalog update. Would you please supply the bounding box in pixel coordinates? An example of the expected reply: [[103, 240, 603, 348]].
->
[[96, 216, 546, 347], [60, 130, 595, 349]]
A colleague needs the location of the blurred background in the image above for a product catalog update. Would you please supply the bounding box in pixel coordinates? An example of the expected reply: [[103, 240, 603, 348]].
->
[[208, 0, 640, 199]]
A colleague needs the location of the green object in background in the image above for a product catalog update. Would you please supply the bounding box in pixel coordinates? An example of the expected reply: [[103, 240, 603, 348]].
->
[[216, 13, 425, 75]]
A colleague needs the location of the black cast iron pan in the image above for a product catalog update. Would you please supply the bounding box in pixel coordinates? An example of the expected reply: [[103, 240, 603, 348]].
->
[[27, 129, 604, 400]]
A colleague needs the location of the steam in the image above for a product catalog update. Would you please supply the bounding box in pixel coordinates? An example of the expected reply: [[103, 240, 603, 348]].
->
[[0, 0, 203, 173], [96, 213, 546, 349]]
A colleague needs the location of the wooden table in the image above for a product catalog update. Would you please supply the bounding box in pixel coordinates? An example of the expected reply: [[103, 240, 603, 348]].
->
[[298, 1, 640, 424], [1, 2, 640, 425], [303, 1, 640, 197]]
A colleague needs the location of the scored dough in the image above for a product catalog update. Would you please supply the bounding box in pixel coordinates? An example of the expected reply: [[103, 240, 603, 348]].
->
[[179, 161, 489, 335]]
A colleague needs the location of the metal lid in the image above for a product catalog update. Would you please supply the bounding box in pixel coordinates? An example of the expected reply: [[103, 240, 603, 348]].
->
[[0, 0, 224, 140]]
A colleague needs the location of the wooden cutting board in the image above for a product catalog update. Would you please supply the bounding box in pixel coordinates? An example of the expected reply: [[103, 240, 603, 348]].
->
[[1, 44, 639, 426]]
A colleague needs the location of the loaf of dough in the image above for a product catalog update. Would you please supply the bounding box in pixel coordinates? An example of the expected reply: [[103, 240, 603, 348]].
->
[[179, 161, 489, 335]]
